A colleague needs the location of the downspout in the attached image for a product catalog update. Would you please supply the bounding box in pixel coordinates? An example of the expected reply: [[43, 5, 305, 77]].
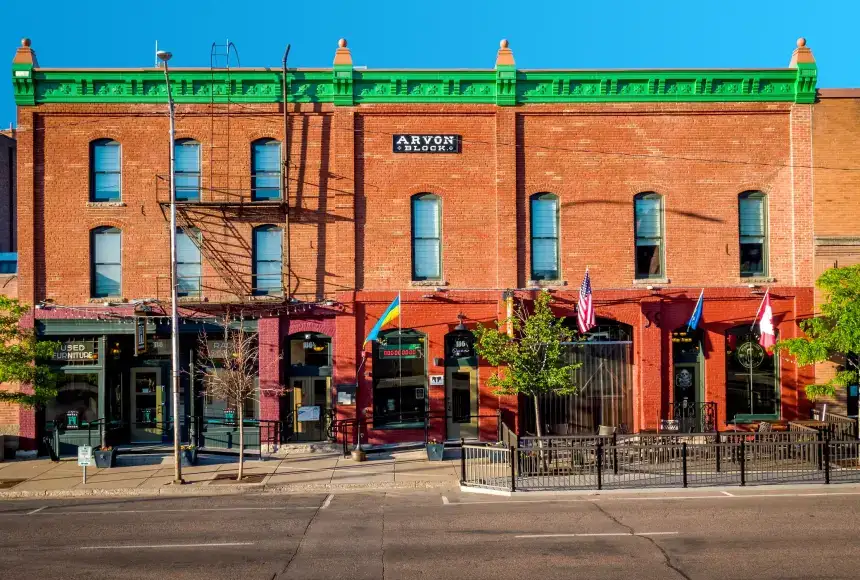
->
[[282, 45, 291, 303]]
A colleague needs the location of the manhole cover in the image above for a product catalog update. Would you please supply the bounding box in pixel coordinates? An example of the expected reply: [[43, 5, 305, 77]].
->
[[0, 479, 25, 489], [211, 473, 266, 484]]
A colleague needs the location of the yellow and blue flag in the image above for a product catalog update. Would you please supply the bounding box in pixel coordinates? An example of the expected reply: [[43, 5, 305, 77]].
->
[[363, 295, 401, 348]]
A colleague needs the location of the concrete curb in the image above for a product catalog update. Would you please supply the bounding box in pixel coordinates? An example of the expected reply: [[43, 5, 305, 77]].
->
[[0, 479, 455, 500]]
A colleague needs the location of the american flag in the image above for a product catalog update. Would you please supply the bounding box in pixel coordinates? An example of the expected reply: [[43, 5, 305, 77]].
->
[[577, 268, 596, 334]]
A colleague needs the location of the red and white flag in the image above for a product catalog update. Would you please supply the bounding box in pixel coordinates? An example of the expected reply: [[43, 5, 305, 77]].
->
[[577, 268, 596, 334], [755, 289, 776, 350]]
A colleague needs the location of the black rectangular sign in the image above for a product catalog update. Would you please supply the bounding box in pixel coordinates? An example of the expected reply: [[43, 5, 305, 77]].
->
[[393, 134, 461, 153]]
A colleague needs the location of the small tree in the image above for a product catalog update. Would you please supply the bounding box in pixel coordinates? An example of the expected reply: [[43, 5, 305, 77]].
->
[[197, 313, 283, 480], [0, 297, 60, 407], [774, 265, 860, 400], [473, 291, 581, 440]]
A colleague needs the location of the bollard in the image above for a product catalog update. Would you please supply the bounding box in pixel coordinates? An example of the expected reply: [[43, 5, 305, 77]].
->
[[596, 442, 603, 490], [460, 438, 466, 483], [682, 442, 688, 488], [612, 431, 618, 475]]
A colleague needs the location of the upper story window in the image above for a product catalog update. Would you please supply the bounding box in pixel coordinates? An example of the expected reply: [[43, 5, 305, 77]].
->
[[530, 193, 559, 281], [251, 139, 282, 201], [411, 193, 441, 281], [634, 193, 664, 279], [91, 226, 121, 298], [177, 228, 202, 297], [90, 139, 121, 202], [175, 139, 201, 202], [252, 225, 283, 296], [739, 191, 767, 277]]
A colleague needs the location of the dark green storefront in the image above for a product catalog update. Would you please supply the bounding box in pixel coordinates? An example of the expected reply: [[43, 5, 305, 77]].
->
[[39, 317, 261, 456]]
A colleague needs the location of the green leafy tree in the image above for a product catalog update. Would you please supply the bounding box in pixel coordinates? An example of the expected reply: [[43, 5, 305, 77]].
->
[[472, 291, 581, 440], [774, 265, 860, 400], [0, 297, 60, 407]]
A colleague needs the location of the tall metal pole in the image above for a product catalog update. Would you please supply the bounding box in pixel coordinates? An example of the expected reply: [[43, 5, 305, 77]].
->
[[281, 45, 291, 302], [160, 53, 183, 484]]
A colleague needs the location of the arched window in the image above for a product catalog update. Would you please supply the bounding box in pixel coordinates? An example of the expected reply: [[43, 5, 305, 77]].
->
[[251, 138, 282, 201], [91, 226, 121, 297], [634, 192, 664, 279], [177, 228, 201, 297], [411, 193, 441, 281], [725, 325, 779, 421], [252, 225, 283, 295], [530, 193, 559, 281], [175, 139, 200, 202], [90, 139, 121, 202], [739, 191, 767, 277]]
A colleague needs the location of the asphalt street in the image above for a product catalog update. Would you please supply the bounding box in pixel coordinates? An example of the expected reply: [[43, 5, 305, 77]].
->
[[2, 487, 860, 579]]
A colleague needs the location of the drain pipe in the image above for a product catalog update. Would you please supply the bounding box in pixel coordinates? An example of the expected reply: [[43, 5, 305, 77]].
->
[[282, 45, 291, 302]]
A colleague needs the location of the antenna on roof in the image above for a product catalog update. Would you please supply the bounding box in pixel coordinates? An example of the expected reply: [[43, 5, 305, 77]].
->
[[154, 40, 159, 67]]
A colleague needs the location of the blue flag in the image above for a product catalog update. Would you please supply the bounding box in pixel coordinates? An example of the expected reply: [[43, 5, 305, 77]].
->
[[687, 290, 704, 331]]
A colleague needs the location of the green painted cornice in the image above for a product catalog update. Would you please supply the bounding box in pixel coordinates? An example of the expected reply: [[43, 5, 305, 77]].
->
[[13, 66, 817, 106]]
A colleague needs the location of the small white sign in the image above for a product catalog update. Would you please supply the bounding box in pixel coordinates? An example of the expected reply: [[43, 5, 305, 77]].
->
[[429, 375, 444, 386], [77, 445, 93, 466], [297, 405, 321, 422]]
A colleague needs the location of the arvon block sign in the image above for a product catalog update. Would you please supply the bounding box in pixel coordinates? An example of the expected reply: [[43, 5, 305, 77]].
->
[[393, 134, 461, 153]]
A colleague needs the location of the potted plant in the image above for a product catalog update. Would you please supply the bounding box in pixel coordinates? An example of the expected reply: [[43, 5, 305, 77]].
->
[[426, 439, 445, 461], [93, 446, 117, 468], [181, 444, 198, 466]]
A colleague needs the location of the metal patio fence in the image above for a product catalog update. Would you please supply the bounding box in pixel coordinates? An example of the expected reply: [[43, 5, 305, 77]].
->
[[461, 433, 860, 492]]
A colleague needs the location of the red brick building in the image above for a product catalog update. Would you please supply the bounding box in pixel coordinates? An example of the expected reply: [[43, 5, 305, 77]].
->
[[7, 36, 823, 453]]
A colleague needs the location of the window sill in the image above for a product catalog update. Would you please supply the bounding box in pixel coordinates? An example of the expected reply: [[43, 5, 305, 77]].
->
[[527, 280, 568, 288], [740, 277, 776, 284], [729, 414, 780, 424], [86, 202, 126, 208], [88, 297, 125, 304], [632, 277, 670, 285], [410, 280, 447, 287]]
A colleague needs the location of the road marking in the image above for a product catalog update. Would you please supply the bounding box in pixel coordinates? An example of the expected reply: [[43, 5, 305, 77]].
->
[[441, 495, 450, 505], [27, 506, 47, 515], [80, 542, 255, 550], [515, 532, 678, 539], [29, 506, 319, 516], [721, 491, 735, 497], [322, 494, 334, 509]]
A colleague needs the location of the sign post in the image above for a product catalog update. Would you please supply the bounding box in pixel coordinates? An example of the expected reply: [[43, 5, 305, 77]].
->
[[78, 445, 93, 484]]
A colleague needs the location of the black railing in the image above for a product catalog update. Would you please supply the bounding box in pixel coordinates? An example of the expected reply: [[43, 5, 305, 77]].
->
[[462, 431, 860, 491]]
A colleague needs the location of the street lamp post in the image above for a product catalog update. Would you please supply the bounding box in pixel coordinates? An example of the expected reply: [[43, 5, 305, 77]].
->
[[157, 50, 184, 484]]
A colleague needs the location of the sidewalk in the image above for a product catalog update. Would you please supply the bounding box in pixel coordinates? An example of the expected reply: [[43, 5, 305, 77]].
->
[[0, 449, 461, 498]]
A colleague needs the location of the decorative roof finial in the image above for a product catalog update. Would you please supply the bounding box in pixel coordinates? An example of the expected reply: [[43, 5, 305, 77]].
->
[[496, 38, 515, 67]]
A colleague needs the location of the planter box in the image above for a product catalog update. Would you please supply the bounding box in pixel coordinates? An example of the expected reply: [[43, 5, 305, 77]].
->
[[93, 448, 117, 468], [182, 448, 198, 466], [426, 443, 445, 462]]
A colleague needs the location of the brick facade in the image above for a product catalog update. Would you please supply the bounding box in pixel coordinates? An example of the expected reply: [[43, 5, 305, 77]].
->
[[810, 90, 860, 410], [7, 38, 831, 450]]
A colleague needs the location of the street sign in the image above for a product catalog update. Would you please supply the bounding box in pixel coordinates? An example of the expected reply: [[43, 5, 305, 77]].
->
[[77, 445, 93, 466], [78, 445, 93, 484]]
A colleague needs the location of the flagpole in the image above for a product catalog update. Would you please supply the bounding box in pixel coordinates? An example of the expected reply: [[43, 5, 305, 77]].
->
[[398, 291, 402, 425], [751, 288, 769, 331]]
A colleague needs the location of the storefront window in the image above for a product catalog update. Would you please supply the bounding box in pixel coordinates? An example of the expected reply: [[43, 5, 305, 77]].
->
[[202, 370, 258, 420], [45, 373, 100, 428], [726, 325, 779, 421], [372, 329, 427, 428]]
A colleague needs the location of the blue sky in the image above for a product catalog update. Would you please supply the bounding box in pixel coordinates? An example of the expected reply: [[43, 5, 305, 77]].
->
[[2, 0, 857, 127]]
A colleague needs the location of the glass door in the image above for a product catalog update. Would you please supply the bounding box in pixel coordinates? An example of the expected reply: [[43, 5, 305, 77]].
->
[[130, 368, 163, 442], [292, 377, 330, 441]]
